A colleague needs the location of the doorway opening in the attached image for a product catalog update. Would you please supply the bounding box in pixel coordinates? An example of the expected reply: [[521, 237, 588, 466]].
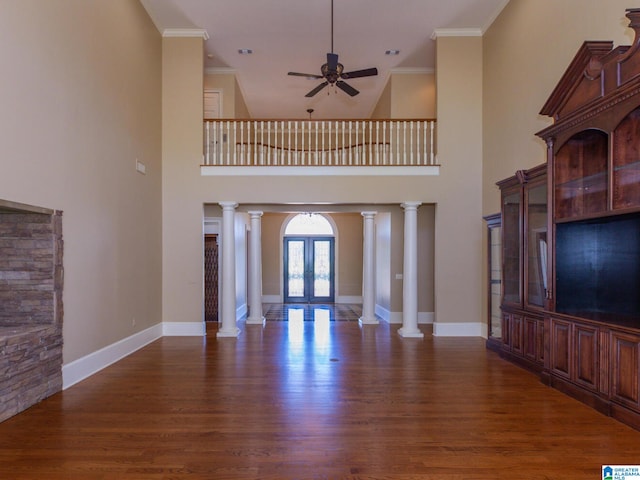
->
[[283, 214, 335, 303], [204, 234, 219, 321]]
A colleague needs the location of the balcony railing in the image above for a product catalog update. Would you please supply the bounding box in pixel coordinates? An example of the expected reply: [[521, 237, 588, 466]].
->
[[203, 119, 437, 167]]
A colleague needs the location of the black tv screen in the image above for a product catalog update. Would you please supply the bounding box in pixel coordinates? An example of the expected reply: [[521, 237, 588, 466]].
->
[[555, 213, 640, 318]]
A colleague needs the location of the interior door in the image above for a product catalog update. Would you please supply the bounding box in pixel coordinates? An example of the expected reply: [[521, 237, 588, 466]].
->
[[284, 237, 334, 303], [204, 235, 219, 321]]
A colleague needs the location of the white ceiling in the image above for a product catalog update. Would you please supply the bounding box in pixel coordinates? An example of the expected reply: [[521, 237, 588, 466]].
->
[[141, 0, 509, 119]]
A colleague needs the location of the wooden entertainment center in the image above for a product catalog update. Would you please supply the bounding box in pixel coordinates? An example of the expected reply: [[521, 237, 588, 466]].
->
[[491, 8, 640, 431]]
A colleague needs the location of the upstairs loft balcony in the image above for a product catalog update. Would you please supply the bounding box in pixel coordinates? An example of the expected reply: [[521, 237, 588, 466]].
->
[[201, 119, 438, 176]]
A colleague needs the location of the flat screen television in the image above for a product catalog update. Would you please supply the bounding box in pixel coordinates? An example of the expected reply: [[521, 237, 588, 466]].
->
[[555, 212, 640, 321]]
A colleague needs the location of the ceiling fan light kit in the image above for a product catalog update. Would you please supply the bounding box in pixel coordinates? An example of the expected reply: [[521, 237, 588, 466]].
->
[[287, 0, 378, 98]]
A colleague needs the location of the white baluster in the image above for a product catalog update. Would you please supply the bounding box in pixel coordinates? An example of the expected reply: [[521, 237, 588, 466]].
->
[[225, 120, 231, 165], [395, 121, 400, 166], [430, 120, 435, 165], [366, 121, 370, 166], [410, 121, 414, 165], [403, 121, 407, 165], [204, 121, 209, 165], [348, 120, 353, 166], [328, 122, 332, 165], [321, 121, 325, 166], [355, 121, 359, 165], [336, 121, 345, 164], [381, 121, 385, 165]]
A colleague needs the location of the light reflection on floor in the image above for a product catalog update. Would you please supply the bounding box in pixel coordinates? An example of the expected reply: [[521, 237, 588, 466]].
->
[[263, 303, 363, 322], [286, 306, 331, 347]]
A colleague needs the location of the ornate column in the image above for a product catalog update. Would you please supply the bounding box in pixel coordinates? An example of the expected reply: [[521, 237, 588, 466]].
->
[[398, 202, 424, 338], [217, 201, 240, 338], [359, 211, 378, 325], [246, 211, 265, 326]]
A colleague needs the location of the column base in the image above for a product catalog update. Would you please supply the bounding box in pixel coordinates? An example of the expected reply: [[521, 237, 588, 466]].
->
[[216, 327, 241, 338], [246, 316, 266, 326], [397, 327, 424, 338], [358, 316, 379, 326]]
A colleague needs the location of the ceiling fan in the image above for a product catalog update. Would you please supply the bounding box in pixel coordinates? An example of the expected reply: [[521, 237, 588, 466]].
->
[[287, 0, 378, 98]]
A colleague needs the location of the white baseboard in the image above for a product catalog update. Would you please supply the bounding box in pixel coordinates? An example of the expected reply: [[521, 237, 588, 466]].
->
[[375, 305, 434, 325], [262, 295, 281, 303], [336, 295, 363, 304], [162, 322, 205, 336], [433, 322, 483, 337], [62, 324, 162, 390]]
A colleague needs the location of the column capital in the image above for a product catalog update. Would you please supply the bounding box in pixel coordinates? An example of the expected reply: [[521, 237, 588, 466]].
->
[[401, 202, 422, 210], [219, 201, 238, 210], [248, 210, 264, 217], [361, 211, 378, 218]]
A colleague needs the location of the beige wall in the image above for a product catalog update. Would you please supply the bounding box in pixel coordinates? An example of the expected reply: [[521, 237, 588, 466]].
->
[[234, 78, 250, 119], [391, 73, 436, 118], [162, 36, 206, 325], [331, 213, 363, 298], [261, 213, 288, 297], [372, 72, 436, 119], [203, 73, 250, 118], [204, 73, 235, 118], [371, 78, 392, 118], [434, 35, 484, 331], [0, 0, 163, 363]]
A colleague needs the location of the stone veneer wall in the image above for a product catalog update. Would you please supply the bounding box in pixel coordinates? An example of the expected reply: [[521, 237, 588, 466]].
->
[[0, 205, 63, 423]]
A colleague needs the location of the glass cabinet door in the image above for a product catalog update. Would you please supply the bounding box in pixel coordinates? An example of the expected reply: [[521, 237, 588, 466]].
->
[[502, 190, 522, 305], [525, 182, 547, 308], [485, 214, 502, 340], [613, 107, 640, 210], [554, 129, 608, 220]]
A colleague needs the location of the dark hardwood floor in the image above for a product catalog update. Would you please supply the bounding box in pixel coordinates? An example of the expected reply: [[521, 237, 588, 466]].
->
[[1, 311, 639, 479]]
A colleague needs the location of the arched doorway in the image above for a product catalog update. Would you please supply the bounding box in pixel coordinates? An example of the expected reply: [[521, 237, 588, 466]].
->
[[283, 213, 335, 303]]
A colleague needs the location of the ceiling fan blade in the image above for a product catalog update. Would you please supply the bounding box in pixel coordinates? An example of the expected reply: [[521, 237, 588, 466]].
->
[[288, 72, 324, 79], [336, 80, 359, 97], [305, 81, 329, 97], [327, 53, 339, 71], [341, 67, 378, 79]]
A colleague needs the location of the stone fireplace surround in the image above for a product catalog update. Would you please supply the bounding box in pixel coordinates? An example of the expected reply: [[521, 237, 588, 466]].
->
[[0, 199, 63, 423]]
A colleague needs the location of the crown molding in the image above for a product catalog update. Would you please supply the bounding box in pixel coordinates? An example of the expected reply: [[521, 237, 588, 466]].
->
[[163, 28, 209, 40], [430, 27, 482, 40]]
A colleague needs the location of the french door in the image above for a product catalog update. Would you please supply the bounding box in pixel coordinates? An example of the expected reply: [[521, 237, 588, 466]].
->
[[284, 237, 334, 303]]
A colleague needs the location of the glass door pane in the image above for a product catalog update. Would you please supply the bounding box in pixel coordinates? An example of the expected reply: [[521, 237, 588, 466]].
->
[[526, 182, 547, 308], [489, 224, 502, 339], [313, 240, 331, 297], [502, 190, 522, 305], [284, 237, 334, 303], [287, 240, 305, 298]]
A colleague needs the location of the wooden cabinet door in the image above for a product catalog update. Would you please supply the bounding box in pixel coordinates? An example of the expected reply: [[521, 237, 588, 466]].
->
[[502, 312, 511, 349], [537, 317, 546, 364], [610, 332, 640, 410], [511, 314, 524, 355], [573, 323, 599, 391], [550, 317, 571, 379], [523, 316, 538, 361]]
